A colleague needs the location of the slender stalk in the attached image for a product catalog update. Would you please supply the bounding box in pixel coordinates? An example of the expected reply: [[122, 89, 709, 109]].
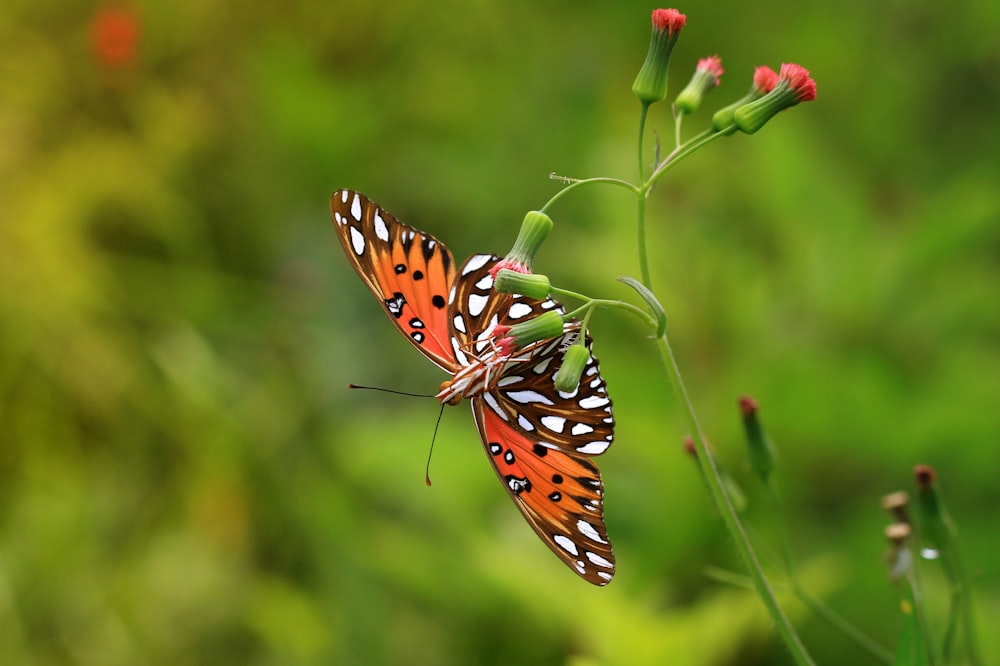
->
[[636, 103, 652, 287], [765, 485, 893, 664], [655, 331, 815, 666], [541, 176, 639, 213]]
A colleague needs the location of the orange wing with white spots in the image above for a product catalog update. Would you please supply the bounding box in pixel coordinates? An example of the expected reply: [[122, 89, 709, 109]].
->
[[331, 189, 458, 372]]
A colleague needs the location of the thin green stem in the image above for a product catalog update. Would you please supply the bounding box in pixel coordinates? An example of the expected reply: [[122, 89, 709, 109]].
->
[[636, 102, 652, 288], [765, 485, 893, 664], [541, 176, 639, 213], [644, 129, 722, 194], [655, 331, 815, 666], [552, 290, 655, 329]]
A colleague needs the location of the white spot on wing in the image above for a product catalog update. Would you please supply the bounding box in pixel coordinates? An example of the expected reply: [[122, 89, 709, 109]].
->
[[507, 390, 553, 405], [517, 414, 534, 431], [349, 227, 365, 256], [453, 315, 467, 334], [571, 423, 594, 436], [597, 571, 613, 581], [586, 551, 613, 568], [579, 395, 610, 409], [340, 190, 349, 203], [350, 193, 362, 221], [532, 358, 552, 374], [373, 210, 390, 241], [577, 520, 606, 543], [475, 275, 493, 290], [483, 392, 507, 420], [508, 302, 533, 320], [497, 375, 523, 387], [553, 534, 579, 556], [452, 338, 469, 365], [540, 415, 566, 433], [468, 293, 489, 317], [462, 254, 492, 276], [577, 441, 609, 454]]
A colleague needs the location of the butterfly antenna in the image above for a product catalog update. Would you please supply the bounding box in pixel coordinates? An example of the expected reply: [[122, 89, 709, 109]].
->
[[347, 383, 437, 398], [425, 402, 447, 487]]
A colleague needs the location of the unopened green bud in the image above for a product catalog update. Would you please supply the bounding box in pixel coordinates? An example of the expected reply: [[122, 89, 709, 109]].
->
[[733, 63, 816, 135], [554, 343, 590, 393], [711, 65, 779, 134], [494, 311, 565, 355], [675, 55, 723, 114], [631, 9, 686, 105], [494, 269, 551, 300], [491, 211, 553, 278], [740, 396, 776, 483], [913, 464, 956, 551]]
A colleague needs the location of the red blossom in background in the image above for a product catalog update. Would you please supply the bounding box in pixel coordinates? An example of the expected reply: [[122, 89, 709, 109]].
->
[[91, 5, 141, 69]]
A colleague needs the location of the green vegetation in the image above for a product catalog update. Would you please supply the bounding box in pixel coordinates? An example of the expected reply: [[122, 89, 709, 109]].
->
[[1, 1, 997, 664]]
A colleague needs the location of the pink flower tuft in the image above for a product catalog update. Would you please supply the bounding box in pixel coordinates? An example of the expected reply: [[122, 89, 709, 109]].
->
[[488, 324, 515, 356], [753, 66, 779, 94], [488, 258, 529, 280], [495, 336, 517, 357], [779, 63, 817, 102], [696, 55, 724, 86], [651, 8, 686, 35]]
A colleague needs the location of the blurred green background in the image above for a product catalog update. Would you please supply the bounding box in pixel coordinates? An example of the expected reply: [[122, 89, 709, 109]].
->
[[2, 0, 998, 664]]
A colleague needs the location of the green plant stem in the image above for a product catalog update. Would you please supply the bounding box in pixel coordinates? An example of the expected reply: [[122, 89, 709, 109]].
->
[[654, 330, 815, 666], [541, 176, 639, 214], [644, 128, 722, 194], [939, 545, 980, 665], [636, 103, 652, 288], [765, 484, 893, 664], [550, 288, 654, 329]]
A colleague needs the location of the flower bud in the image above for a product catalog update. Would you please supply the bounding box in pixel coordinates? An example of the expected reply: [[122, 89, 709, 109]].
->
[[490, 211, 553, 278], [733, 63, 817, 135], [675, 55, 724, 115], [553, 343, 589, 393], [884, 522, 913, 581], [711, 65, 778, 134], [631, 8, 686, 105], [492, 311, 565, 356], [913, 464, 956, 552], [493, 269, 551, 300], [880, 491, 911, 525], [739, 395, 776, 483]]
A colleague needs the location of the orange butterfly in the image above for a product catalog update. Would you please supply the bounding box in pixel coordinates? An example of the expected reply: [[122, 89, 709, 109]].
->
[[331, 190, 616, 584]]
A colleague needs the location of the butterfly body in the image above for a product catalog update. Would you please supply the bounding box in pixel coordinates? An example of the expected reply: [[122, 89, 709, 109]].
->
[[331, 189, 616, 585]]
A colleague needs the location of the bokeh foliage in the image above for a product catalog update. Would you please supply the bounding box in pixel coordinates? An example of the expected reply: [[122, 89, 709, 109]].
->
[[1, 0, 998, 664]]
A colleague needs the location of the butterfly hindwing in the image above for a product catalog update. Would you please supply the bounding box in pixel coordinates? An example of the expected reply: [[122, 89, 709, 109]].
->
[[331, 189, 458, 372], [473, 396, 616, 585], [453, 257, 617, 583]]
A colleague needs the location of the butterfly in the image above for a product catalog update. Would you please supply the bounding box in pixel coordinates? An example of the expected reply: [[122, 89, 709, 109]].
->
[[330, 189, 616, 585]]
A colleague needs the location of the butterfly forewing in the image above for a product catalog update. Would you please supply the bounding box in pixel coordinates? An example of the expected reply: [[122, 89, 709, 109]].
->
[[331, 189, 458, 371]]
